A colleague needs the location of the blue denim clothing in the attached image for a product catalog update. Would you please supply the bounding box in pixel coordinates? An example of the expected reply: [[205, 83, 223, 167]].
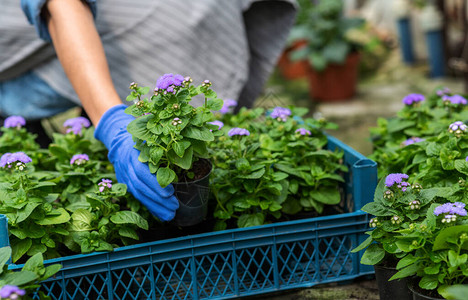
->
[[0, 71, 77, 120], [21, 0, 97, 41]]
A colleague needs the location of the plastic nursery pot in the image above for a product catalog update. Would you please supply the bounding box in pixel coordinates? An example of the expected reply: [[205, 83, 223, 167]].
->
[[408, 279, 444, 300], [171, 159, 212, 227], [277, 40, 310, 80], [307, 52, 360, 102], [374, 264, 413, 300]]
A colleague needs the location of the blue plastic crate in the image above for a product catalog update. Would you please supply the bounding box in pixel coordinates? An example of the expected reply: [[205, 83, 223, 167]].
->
[[5, 135, 377, 300]]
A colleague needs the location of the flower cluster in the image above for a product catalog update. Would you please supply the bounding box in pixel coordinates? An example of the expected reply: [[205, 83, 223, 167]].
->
[[433, 202, 467, 217], [63, 117, 91, 135], [98, 179, 113, 193], [448, 121, 467, 137], [3, 116, 26, 129], [295, 128, 311, 136], [402, 93, 425, 105], [369, 217, 379, 228], [385, 173, 409, 191], [209, 120, 224, 130], [228, 127, 250, 137], [408, 200, 420, 210], [436, 87, 451, 97], [70, 154, 89, 166], [390, 215, 402, 225], [171, 118, 182, 126], [270, 107, 291, 122], [0, 285, 26, 300], [155, 73, 184, 94], [219, 99, 237, 114], [443, 94, 467, 105], [0, 152, 32, 170], [402, 137, 424, 146]]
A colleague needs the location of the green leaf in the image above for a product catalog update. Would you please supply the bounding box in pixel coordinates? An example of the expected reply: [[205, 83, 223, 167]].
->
[[0, 247, 11, 273], [235, 158, 250, 171], [149, 147, 164, 166], [127, 114, 154, 141], [156, 167, 176, 188], [396, 254, 418, 269], [111, 211, 149, 230], [168, 147, 193, 170], [455, 159, 468, 176], [16, 202, 41, 224], [42, 264, 62, 281], [419, 275, 439, 290], [360, 202, 395, 216], [207, 98, 223, 111], [23, 252, 43, 272], [351, 235, 372, 253], [111, 183, 127, 196], [389, 263, 419, 280], [322, 40, 350, 64], [182, 126, 214, 141], [36, 208, 70, 225], [360, 244, 385, 265], [69, 209, 94, 232], [310, 188, 340, 205], [433, 225, 468, 251], [2, 270, 38, 286], [172, 140, 191, 158], [11, 239, 32, 263], [119, 227, 139, 240], [237, 168, 265, 179], [237, 213, 265, 228]]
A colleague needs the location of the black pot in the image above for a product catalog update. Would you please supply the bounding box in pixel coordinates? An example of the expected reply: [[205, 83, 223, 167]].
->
[[408, 280, 444, 300], [374, 264, 412, 300], [171, 160, 212, 227]]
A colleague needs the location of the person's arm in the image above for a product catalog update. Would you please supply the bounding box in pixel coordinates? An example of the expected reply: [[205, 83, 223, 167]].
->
[[45, 0, 120, 126]]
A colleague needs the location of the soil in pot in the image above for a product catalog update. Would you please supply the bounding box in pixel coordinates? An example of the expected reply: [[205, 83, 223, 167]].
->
[[308, 52, 360, 102], [171, 159, 212, 227], [408, 279, 444, 300], [374, 262, 413, 300]]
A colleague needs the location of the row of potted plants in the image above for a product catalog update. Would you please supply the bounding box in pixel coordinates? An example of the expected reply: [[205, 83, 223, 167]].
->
[[360, 89, 468, 299], [0, 74, 349, 270], [278, 0, 387, 101]]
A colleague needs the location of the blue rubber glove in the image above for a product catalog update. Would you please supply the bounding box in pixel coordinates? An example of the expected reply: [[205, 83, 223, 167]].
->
[[95, 104, 179, 221]]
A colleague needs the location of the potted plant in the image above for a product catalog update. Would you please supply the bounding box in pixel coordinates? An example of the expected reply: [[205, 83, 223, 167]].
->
[[124, 74, 223, 226], [276, 0, 313, 80], [290, 0, 364, 101], [383, 175, 468, 300], [352, 173, 439, 300]]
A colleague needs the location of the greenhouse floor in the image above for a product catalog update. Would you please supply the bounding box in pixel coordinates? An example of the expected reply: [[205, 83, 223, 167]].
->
[[251, 49, 465, 299]]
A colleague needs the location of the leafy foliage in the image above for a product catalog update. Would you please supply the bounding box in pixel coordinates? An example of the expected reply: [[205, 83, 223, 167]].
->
[[125, 78, 223, 188]]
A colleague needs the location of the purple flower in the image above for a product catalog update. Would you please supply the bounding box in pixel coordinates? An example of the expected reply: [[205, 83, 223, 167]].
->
[[385, 173, 409, 188], [449, 121, 467, 133], [98, 179, 112, 192], [270, 107, 292, 121], [402, 94, 425, 105], [296, 128, 311, 136], [3, 116, 26, 129], [0, 285, 26, 298], [0, 152, 32, 168], [402, 137, 425, 146], [219, 99, 238, 114], [70, 154, 89, 165], [434, 202, 468, 216], [63, 117, 91, 135], [209, 120, 224, 130], [228, 127, 250, 137], [443, 95, 467, 105], [436, 87, 451, 97], [156, 73, 185, 90]]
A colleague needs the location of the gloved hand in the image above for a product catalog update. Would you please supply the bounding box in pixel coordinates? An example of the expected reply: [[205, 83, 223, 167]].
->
[[94, 104, 179, 221]]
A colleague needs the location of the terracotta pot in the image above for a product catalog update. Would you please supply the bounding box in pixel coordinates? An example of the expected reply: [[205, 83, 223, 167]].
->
[[277, 40, 310, 80], [307, 52, 360, 102]]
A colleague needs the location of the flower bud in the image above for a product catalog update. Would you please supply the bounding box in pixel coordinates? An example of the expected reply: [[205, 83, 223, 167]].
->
[[408, 200, 421, 210], [391, 215, 402, 225], [383, 190, 394, 200], [411, 183, 422, 192], [129, 82, 137, 89], [172, 103, 180, 110]]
